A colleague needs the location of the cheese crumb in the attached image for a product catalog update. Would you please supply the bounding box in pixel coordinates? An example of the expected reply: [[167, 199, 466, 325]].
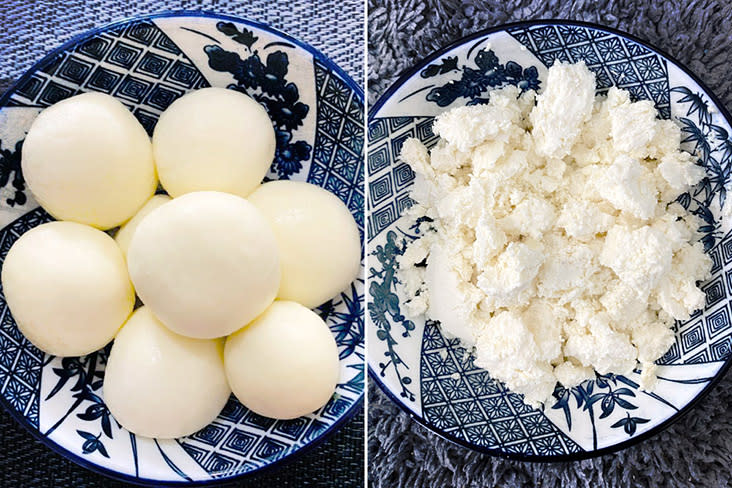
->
[[397, 61, 711, 406]]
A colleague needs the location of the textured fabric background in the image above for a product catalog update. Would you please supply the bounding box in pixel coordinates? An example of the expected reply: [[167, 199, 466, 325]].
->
[[0, 0, 364, 89], [0, 1, 364, 487], [367, 1, 732, 487]]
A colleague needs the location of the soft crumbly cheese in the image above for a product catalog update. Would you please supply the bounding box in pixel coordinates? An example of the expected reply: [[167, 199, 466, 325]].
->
[[397, 61, 711, 406], [530, 62, 596, 159]]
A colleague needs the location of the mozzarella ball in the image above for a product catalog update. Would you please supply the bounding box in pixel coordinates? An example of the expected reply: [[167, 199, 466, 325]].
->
[[152, 87, 275, 198], [248, 181, 361, 308], [21, 92, 157, 229], [127, 191, 280, 339], [114, 194, 171, 258], [1, 221, 134, 356], [103, 307, 230, 439], [225, 301, 339, 419]]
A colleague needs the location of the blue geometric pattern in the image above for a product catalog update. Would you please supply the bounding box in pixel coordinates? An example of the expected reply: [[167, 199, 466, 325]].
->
[[8, 20, 209, 134], [180, 385, 355, 475], [508, 24, 671, 118], [366, 116, 437, 239], [420, 322, 582, 455], [0, 209, 51, 428], [659, 228, 732, 365], [309, 60, 365, 242]]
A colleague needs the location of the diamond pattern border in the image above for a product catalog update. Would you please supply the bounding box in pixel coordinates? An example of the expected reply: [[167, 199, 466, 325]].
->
[[366, 116, 438, 240], [308, 60, 364, 243], [508, 24, 671, 118], [179, 390, 350, 477], [659, 228, 732, 364], [0, 208, 53, 427], [420, 322, 582, 455], [8, 20, 209, 134]]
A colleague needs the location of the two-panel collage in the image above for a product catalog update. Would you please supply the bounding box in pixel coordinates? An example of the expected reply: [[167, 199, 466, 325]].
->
[[1, 1, 732, 487]]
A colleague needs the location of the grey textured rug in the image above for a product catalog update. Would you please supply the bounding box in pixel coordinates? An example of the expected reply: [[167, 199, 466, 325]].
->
[[367, 1, 732, 487]]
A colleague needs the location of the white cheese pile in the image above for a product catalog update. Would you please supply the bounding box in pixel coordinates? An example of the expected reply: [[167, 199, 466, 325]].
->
[[398, 61, 712, 407]]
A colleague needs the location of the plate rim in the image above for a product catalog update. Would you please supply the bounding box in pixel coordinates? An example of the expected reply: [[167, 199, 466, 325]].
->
[[0, 9, 365, 486], [366, 18, 732, 462]]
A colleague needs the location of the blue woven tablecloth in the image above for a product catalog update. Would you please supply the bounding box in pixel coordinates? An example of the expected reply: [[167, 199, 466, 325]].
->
[[0, 0, 363, 88], [0, 1, 364, 487]]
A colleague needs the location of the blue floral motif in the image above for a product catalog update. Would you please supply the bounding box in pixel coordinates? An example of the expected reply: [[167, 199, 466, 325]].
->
[[551, 373, 649, 448], [317, 282, 364, 362], [611, 412, 650, 435], [0, 140, 27, 207], [45, 345, 117, 458], [340, 363, 364, 396], [215, 21, 258, 48], [368, 230, 416, 401], [204, 22, 311, 179], [76, 388, 115, 439], [273, 129, 311, 178], [671, 86, 732, 250], [421, 48, 540, 107], [77, 430, 110, 458]]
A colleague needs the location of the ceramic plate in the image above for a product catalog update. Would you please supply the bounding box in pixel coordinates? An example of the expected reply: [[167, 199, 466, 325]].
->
[[367, 20, 732, 460], [0, 11, 364, 484]]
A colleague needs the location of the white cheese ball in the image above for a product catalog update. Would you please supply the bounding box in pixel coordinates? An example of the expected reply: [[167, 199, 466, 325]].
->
[[248, 181, 361, 308], [114, 194, 171, 258], [152, 87, 275, 198], [103, 307, 230, 439], [1, 221, 134, 356], [224, 301, 339, 419], [127, 191, 280, 339], [21, 92, 157, 229]]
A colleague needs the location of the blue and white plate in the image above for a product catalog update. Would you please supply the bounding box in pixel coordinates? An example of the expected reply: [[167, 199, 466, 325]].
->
[[367, 20, 732, 460], [0, 11, 364, 484]]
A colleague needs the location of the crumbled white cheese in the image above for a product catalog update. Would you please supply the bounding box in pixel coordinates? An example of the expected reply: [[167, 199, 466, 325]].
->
[[592, 155, 658, 220], [397, 61, 711, 406], [399, 236, 430, 317], [423, 241, 483, 346], [554, 361, 595, 388], [530, 62, 596, 159], [475, 310, 559, 406], [562, 308, 638, 376], [432, 87, 529, 153], [639, 363, 659, 391], [556, 199, 614, 241], [606, 88, 659, 158], [477, 241, 545, 309], [599, 224, 673, 296], [658, 152, 707, 191]]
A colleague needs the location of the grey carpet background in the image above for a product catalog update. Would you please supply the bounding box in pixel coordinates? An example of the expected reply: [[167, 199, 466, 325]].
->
[[0, 0, 364, 487], [367, 1, 732, 487]]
